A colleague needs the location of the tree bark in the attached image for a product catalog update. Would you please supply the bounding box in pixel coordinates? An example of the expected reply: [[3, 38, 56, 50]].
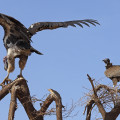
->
[[0, 77, 63, 120], [87, 74, 106, 118], [85, 100, 95, 120], [86, 74, 120, 120], [8, 84, 18, 120]]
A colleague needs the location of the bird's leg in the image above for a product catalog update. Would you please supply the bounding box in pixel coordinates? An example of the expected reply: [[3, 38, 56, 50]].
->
[[113, 79, 117, 88], [20, 69, 22, 77], [0, 72, 12, 87], [18, 56, 28, 79], [17, 69, 24, 78]]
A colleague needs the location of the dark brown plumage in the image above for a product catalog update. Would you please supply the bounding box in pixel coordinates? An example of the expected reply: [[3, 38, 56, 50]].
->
[[0, 13, 99, 86], [103, 58, 120, 87]]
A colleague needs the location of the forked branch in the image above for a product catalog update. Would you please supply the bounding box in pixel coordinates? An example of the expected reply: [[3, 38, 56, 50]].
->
[[85, 74, 120, 120], [0, 78, 63, 120], [87, 74, 106, 119]]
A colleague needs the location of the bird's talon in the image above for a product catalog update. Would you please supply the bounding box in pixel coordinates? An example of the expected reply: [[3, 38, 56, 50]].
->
[[8, 79, 12, 83], [0, 78, 12, 87], [17, 75, 24, 79], [0, 83, 5, 88]]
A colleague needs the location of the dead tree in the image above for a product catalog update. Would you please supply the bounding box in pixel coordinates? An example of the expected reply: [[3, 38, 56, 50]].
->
[[84, 74, 120, 120], [0, 77, 63, 120]]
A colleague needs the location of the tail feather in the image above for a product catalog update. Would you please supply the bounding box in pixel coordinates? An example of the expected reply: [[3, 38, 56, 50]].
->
[[30, 47, 43, 55]]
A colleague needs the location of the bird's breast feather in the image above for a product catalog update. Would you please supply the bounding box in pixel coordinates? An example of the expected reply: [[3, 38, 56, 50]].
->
[[104, 66, 120, 78]]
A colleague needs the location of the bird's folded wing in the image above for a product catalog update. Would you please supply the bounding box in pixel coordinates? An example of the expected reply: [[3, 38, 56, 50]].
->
[[28, 19, 100, 36], [104, 66, 120, 78]]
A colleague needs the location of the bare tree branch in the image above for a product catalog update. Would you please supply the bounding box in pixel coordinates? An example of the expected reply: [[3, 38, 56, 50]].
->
[[0, 77, 64, 120], [87, 74, 106, 119], [16, 78, 43, 120], [39, 94, 54, 115], [8, 84, 18, 120], [106, 102, 120, 120], [84, 100, 95, 120], [0, 78, 23, 100], [84, 75, 120, 120], [48, 89, 63, 120]]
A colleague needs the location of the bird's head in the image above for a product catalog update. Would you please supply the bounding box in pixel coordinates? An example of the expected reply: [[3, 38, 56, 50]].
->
[[103, 58, 110, 64], [103, 58, 112, 68], [3, 56, 8, 71]]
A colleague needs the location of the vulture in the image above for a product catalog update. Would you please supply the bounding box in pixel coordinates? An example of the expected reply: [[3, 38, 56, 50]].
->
[[0, 13, 99, 86], [103, 58, 120, 87]]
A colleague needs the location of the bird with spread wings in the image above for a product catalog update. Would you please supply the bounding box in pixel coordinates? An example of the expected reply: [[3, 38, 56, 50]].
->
[[0, 13, 99, 86]]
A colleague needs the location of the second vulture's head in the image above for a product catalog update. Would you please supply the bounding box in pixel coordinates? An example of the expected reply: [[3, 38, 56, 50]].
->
[[103, 58, 110, 64], [103, 58, 112, 69]]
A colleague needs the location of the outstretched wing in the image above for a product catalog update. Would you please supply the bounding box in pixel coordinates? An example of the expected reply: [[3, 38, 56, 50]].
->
[[28, 19, 100, 36]]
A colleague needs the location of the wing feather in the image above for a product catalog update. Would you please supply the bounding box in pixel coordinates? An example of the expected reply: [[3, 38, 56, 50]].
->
[[0, 13, 32, 41], [28, 19, 100, 36], [104, 66, 120, 78]]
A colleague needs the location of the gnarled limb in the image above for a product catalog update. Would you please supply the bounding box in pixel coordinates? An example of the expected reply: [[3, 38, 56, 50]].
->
[[48, 89, 63, 120], [0, 77, 63, 120], [8, 84, 18, 120], [85, 74, 120, 120], [84, 100, 95, 120], [0, 78, 23, 100], [106, 102, 120, 120], [38, 94, 54, 115], [87, 74, 106, 119]]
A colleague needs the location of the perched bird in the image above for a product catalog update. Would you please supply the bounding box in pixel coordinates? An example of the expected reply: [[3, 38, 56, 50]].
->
[[0, 13, 99, 86], [103, 58, 120, 87]]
